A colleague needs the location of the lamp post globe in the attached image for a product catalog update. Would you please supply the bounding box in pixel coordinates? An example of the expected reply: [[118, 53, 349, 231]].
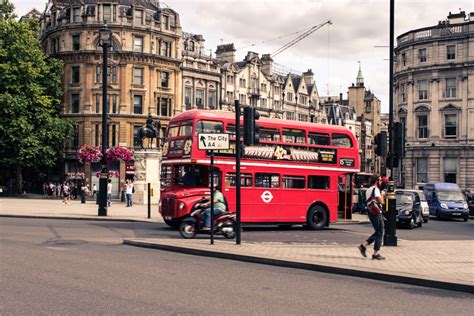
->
[[98, 24, 112, 216]]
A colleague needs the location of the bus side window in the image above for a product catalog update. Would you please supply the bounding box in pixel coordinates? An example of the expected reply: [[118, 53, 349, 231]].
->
[[255, 173, 280, 188], [282, 129, 305, 144], [195, 120, 224, 134], [309, 132, 330, 146], [308, 176, 330, 190], [160, 165, 172, 186], [283, 176, 305, 189], [332, 133, 352, 148], [225, 173, 252, 187], [259, 128, 281, 142]]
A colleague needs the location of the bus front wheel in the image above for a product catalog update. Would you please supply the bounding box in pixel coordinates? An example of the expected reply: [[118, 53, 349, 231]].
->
[[307, 206, 328, 230]]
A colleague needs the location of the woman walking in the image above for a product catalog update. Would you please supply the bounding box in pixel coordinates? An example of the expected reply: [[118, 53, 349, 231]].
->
[[358, 174, 386, 260]]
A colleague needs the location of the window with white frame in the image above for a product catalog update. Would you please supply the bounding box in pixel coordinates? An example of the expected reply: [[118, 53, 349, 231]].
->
[[161, 72, 169, 88], [417, 114, 428, 139], [73, 8, 81, 23], [286, 112, 295, 120], [445, 78, 456, 98], [287, 92, 293, 102], [400, 83, 406, 102], [239, 94, 246, 104], [239, 78, 246, 87], [184, 86, 192, 108], [133, 95, 143, 114], [134, 36, 143, 52], [443, 157, 457, 183], [402, 53, 406, 66], [103, 4, 111, 21], [418, 48, 426, 63], [196, 89, 204, 108], [446, 45, 455, 60], [444, 114, 457, 138], [133, 68, 143, 85], [418, 80, 428, 100], [208, 90, 217, 109], [227, 75, 233, 84], [416, 157, 428, 183], [226, 91, 234, 102], [134, 9, 143, 25], [261, 83, 267, 92]]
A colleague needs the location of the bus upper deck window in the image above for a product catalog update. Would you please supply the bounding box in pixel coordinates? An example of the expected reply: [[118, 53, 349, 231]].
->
[[282, 129, 305, 144], [309, 132, 330, 146], [179, 122, 193, 136], [259, 128, 280, 142], [167, 125, 179, 137], [196, 120, 224, 134], [332, 133, 352, 148]]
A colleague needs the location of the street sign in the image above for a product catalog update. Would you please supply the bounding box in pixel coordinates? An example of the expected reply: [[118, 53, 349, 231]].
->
[[198, 133, 230, 150]]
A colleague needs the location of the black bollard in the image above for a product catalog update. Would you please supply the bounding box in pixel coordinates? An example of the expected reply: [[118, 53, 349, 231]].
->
[[81, 189, 86, 203]]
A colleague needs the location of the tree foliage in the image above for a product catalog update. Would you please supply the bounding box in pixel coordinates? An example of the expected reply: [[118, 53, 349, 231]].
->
[[0, 1, 73, 174]]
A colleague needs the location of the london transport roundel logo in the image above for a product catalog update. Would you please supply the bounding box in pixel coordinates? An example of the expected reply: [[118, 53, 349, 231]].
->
[[261, 191, 273, 203]]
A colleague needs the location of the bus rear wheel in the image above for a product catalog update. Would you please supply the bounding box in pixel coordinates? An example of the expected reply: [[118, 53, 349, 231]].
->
[[307, 206, 327, 230], [164, 219, 179, 228]]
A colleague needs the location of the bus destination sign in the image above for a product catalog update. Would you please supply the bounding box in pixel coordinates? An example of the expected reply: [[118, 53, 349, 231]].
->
[[198, 133, 230, 150]]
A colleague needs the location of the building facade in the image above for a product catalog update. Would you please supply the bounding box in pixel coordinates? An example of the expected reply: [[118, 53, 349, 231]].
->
[[215, 44, 326, 122], [394, 11, 474, 190], [40, 0, 182, 191]]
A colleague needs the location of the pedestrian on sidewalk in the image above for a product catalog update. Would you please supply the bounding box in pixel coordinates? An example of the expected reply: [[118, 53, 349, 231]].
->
[[107, 179, 113, 207], [92, 184, 97, 198], [125, 180, 134, 207], [358, 174, 386, 260], [63, 183, 70, 204]]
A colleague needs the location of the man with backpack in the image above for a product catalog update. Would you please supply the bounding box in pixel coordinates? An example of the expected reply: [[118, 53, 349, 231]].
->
[[358, 174, 386, 260]]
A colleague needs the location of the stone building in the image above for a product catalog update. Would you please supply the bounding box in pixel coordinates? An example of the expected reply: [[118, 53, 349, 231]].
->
[[394, 11, 474, 190], [181, 32, 221, 111], [215, 44, 326, 122], [39, 0, 182, 191], [347, 65, 384, 173]]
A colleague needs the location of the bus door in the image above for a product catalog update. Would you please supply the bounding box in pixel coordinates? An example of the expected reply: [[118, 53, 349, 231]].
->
[[223, 171, 253, 222], [280, 175, 307, 221], [338, 174, 353, 220], [253, 173, 281, 222]]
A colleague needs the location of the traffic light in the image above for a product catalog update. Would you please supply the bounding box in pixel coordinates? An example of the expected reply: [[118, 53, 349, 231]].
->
[[393, 122, 405, 159], [243, 107, 260, 146], [374, 131, 387, 157]]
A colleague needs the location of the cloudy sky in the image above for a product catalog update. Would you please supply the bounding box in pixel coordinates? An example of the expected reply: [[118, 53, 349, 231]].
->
[[12, 0, 473, 112]]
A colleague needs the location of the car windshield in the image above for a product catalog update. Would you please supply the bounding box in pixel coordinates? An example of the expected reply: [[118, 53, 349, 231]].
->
[[417, 191, 426, 201], [396, 193, 413, 206], [437, 191, 465, 202]]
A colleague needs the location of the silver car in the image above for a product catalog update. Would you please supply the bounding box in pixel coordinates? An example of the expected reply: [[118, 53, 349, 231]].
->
[[395, 189, 429, 223]]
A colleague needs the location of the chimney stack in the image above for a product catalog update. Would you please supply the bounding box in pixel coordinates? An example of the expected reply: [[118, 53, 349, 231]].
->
[[261, 54, 273, 75], [215, 43, 236, 63]]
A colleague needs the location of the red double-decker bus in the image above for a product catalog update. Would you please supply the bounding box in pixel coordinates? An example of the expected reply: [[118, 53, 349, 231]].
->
[[159, 110, 359, 229]]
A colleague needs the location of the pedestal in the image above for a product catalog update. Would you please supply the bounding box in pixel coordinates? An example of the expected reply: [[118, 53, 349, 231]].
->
[[133, 149, 161, 204]]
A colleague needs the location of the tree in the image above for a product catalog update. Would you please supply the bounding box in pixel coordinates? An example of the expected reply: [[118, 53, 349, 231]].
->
[[0, 1, 74, 195]]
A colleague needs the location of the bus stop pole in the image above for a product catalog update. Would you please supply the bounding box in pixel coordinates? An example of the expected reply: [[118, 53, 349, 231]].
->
[[210, 150, 215, 245], [235, 100, 241, 245]]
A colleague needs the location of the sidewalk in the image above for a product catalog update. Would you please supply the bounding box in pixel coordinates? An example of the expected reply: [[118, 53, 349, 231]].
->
[[1, 196, 472, 293], [0, 195, 162, 222]]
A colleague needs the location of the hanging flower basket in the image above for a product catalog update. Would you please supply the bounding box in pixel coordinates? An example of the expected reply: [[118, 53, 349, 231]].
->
[[104, 146, 134, 162], [77, 145, 103, 164]]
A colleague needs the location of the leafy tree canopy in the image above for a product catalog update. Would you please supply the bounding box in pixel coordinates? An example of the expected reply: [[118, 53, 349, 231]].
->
[[0, 0, 74, 171]]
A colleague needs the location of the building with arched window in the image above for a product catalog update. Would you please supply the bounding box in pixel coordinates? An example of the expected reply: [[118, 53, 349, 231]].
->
[[394, 11, 474, 190], [40, 0, 182, 190]]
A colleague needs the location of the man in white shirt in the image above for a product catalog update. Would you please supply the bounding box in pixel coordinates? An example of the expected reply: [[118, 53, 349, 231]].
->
[[125, 180, 134, 207], [358, 174, 386, 260], [107, 180, 113, 207]]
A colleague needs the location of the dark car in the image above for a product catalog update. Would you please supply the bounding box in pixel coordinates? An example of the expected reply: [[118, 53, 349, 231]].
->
[[395, 191, 423, 229], [467, 193, 474, 217], [396, 189, 429, 223]]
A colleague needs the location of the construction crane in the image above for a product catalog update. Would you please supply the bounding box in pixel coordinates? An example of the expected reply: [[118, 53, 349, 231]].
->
[[271, 20, 332, 58]]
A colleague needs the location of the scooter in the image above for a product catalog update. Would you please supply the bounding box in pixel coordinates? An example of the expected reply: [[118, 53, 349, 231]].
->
[[179, 197, 236, 239]]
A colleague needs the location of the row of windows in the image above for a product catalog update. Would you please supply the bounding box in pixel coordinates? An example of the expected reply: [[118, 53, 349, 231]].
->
[[48, 5, 175, 30], [167, 120, 353, 148], [400, 45, 456, 66], [70, 65, 171, 88], [398, 78, 458, 103], [70, 94, 172, 116], [416, 157, 457, 184], [413, 113, 458, 139], [225, 173, 330, 190], [184, 87, 217, 109]]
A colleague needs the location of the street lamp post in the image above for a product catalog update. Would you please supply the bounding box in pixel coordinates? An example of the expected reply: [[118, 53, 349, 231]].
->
[[309, 101, 315, 123], [98, 25, 112, 216]]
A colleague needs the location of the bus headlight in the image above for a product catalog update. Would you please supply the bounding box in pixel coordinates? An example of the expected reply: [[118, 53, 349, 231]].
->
[[440, 203, 448, 209], [179, 201, 185, 211]]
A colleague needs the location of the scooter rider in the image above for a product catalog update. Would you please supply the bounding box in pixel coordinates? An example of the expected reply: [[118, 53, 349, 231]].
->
[[201, 188, 227, 231]]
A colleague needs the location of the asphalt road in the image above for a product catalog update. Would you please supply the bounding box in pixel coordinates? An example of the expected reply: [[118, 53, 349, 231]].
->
[[1, 218, 472, 315]]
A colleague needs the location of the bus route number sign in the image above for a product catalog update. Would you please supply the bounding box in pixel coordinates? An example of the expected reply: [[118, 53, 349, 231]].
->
[[198, 133, 230, 150]]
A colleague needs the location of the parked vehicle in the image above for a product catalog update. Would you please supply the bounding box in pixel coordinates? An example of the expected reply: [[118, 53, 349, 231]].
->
[[423, 183, 469, 221], [179, 197, 236, 239], [395, 191, 423, 229], [466, 193, 474, 217], [396, 189, 429, 223]]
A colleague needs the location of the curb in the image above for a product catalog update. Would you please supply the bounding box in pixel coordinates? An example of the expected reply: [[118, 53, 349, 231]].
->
[[123, 239, 474, 295], [0, 214, 157, 223]]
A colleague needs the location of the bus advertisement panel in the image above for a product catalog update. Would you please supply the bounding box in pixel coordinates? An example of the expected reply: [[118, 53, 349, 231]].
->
[[159, 110, 359, 229]]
